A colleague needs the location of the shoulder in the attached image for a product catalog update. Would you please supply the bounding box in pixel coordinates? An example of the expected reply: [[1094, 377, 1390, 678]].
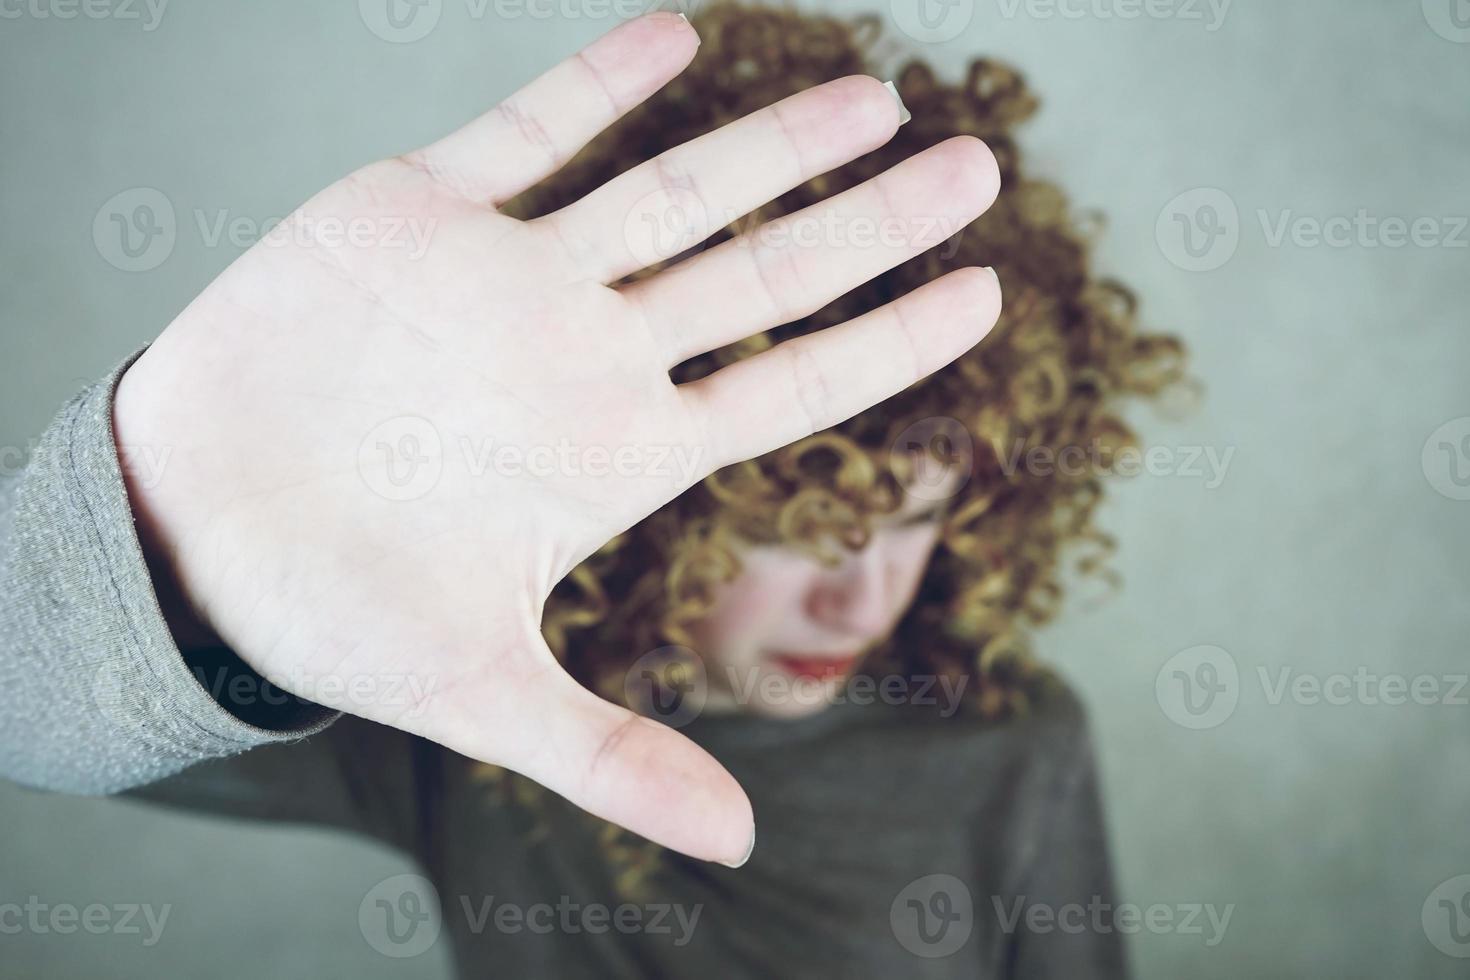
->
[[833, 664, 1101, 777], [1015, 668, 1094, 745]]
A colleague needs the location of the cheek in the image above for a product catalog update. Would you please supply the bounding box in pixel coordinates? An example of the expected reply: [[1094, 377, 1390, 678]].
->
[[696, 555, 816, 643], [884, 530, 942, 595]]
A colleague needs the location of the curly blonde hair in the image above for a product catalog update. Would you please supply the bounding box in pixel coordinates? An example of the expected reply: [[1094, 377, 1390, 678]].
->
[[481, 0, 1186, 883]]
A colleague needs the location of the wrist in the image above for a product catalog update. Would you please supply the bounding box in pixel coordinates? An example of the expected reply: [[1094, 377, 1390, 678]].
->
[[112, 355, 223, 654]]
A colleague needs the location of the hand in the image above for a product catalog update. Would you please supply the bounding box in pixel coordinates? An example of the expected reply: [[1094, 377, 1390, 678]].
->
[[113, 12, 1001, 865]]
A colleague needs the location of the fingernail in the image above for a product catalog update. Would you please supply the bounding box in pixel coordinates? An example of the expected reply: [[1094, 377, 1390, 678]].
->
[[883, 80, 912, 126], [721, 828, 755, 869], [674, 10, 700, 44]]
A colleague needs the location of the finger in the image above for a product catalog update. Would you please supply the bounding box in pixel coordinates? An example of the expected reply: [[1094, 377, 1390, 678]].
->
[[533, 74, 904, 283], [524, 680, 754, 866], [624, 135, 1001, 366], [401, 12, 699, 206], [682, 266, 1002, 472], [427, 638, 754, 867]]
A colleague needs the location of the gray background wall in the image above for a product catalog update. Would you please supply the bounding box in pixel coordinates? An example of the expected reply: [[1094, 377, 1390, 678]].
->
[[2, 1, 1467, 977]]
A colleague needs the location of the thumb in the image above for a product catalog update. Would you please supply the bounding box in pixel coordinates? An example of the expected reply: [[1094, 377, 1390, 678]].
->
[[522, 679, 755, 867], [431, 639, 755, 868]]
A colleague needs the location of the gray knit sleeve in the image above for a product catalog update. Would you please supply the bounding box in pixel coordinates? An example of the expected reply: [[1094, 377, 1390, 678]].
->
[[0, 347, 339, 795]]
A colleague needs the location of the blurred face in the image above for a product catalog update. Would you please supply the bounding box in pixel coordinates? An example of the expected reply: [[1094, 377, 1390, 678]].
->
[[688, 469, 960, 719]]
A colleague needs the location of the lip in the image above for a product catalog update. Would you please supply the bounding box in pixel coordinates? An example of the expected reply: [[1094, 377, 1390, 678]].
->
[[768, 651, 861, 682]]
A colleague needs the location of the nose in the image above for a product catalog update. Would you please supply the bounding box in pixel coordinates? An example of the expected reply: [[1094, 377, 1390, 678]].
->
[[802, 543, 894, 637]]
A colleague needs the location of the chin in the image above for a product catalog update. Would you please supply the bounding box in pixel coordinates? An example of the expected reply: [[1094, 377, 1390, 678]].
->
[[746, 696, 835, 720], [742, 665, 846, 720]]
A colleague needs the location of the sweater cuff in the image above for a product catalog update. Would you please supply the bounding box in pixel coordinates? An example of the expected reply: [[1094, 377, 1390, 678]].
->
[[52, 347, 336, 781]]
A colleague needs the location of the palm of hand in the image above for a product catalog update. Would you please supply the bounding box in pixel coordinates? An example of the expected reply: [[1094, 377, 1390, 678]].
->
[[114, 13, 1001, 865]]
